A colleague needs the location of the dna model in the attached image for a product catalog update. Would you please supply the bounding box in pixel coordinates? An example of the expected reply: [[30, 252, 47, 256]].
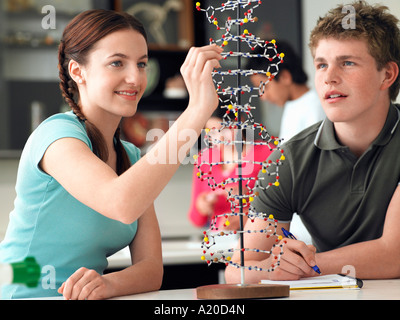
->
[[194, 1, 287, 282]]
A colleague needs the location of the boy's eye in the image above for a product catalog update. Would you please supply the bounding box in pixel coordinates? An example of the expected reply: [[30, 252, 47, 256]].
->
[[344, 61, 355, 66], [316, 63, 327, 69]]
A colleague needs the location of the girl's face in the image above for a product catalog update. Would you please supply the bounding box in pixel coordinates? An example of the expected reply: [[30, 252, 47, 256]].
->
[[78, 28, 148, 120]]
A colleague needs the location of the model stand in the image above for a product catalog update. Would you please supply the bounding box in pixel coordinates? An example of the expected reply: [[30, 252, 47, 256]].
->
[[194, 1, 289, 299]]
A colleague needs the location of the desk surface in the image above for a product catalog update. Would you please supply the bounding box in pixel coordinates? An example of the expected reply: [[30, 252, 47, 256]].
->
[[109, 279, 400, 300], [23, 279, 400, 300]]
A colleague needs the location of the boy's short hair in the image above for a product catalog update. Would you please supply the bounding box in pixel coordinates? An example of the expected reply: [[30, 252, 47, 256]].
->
[[309, 0, 400, 101]]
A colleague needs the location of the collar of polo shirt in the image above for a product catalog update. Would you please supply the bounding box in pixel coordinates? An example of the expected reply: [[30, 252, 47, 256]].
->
[[314, 103, 400, 151]]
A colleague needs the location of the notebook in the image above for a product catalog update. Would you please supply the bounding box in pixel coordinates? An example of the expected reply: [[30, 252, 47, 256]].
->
[[260, 274, 363, 290]]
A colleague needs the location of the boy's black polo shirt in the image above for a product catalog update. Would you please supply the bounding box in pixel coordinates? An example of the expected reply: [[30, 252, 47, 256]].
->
[[252, 104, 400, 252]]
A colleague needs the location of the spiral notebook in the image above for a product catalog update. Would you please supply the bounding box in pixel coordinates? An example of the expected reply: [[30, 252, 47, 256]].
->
[[260, 274, 363, 290]]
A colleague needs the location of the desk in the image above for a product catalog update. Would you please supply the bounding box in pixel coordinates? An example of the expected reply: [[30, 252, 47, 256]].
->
[[18, 280, 398, 320], [109, 279, 400, 300], [21, 279, 400, 301]]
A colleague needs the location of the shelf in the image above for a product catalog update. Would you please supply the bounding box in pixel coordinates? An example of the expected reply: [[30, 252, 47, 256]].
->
[[4, 9, 76, 20], [1, 42, 59, 50], [0, 150, 22, 159]]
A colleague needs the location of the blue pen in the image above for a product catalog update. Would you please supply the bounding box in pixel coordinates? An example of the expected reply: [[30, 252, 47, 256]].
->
[[281, 227, 321, 274]]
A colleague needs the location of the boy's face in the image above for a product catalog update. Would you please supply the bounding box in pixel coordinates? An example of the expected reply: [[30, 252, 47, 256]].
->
[[313, 38, 389, 124]]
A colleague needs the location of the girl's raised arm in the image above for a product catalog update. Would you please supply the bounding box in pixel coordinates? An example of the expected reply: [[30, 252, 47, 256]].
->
[[41, 45, 223, 224]]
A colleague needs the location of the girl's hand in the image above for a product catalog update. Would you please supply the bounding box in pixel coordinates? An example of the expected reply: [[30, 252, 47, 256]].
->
[[58, 267, 112, 300], [180, 44, 223, 115]]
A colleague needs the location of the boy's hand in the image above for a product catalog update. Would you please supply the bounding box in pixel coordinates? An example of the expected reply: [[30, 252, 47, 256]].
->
[[269, 239, 319, 280]]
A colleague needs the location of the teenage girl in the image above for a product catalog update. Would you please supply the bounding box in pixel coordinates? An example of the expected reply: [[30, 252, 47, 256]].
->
[[0, 9, 222, 300]]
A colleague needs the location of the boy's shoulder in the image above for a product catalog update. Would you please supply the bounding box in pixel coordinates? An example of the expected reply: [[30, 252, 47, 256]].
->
[[265, 121, 323, 166]]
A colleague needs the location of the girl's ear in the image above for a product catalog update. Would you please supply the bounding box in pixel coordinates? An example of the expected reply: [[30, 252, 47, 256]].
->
[[68, 59, 85, 85]]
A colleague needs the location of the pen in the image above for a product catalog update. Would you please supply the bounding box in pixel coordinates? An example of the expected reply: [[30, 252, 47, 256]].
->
[[281, 227, 321, 274], [281, 227, 297, 240]]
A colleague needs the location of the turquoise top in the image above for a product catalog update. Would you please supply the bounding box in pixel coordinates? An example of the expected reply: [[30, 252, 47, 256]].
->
[[0, 112, 140, 299]]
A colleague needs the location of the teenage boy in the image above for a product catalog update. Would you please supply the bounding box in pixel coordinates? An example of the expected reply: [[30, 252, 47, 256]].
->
[[226, 1, 400, 283]]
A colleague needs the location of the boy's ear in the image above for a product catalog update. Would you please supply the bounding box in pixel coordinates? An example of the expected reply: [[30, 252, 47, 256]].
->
[[381, 61, 399, 91], [68, 60, 85, 85]]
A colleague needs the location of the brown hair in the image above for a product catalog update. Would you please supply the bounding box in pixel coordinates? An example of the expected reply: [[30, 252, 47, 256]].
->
[[58, 9, 147, 175], [309, 1, 400, 101]]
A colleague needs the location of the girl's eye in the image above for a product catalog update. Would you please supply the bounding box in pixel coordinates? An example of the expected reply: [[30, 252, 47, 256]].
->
[[111, 60, 123, 67], [138, 62, 148, 69]]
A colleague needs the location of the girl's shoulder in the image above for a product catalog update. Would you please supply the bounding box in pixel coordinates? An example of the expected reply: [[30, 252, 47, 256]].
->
[[25, 111, 92, 165], [32, 111, 87, 142], [39, 111, 86, 132]]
